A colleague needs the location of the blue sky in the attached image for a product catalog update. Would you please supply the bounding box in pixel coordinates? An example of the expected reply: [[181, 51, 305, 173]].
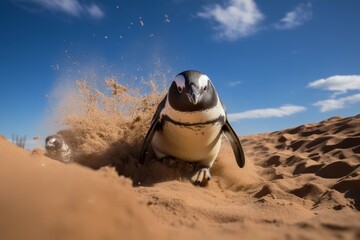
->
[[0, 0, 360, 149]]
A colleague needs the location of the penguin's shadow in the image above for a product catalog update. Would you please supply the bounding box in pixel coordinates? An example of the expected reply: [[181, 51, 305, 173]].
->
[[73, 140, 195, 187], [133, 159, 198, 187], [112, 146, 197, 187]]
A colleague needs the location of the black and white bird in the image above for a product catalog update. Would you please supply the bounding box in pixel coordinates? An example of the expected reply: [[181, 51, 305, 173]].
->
[[139, 70, 245, 185], [45, 134, 72, 163]]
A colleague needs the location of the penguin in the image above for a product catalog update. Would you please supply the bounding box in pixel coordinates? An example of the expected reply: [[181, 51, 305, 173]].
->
[[45, 134, 72, 163], [139, 70, 245, 185]]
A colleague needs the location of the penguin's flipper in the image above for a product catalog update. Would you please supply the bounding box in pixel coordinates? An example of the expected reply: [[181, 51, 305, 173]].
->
[[222, 119, 246, 168], [139, 95, 167, 164], [139, 118, 159, 164]]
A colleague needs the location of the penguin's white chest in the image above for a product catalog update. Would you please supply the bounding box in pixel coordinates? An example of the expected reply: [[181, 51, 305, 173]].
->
[[151, 108, 225, 164]]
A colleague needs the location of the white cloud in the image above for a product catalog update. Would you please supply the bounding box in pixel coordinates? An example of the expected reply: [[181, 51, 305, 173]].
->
[[308, 75, 360, 95], [313, 93, 360, 112], [15, 0, 104, 19], [228, 80, 242, 87], [85, 3, 104, 19], [198, 0, 264, 41], [228, 105, 306, 121], [309, 75, 360, 112], [275, 3, 312, 30]]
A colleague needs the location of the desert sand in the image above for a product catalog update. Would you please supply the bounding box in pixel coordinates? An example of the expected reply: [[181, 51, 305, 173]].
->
[[1, 114, 359, 240]]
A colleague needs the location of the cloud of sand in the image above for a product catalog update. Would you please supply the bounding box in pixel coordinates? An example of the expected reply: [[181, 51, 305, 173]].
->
[[62, 78, 164, 155]]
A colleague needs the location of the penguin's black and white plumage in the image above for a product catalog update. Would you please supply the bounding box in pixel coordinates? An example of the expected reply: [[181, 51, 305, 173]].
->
[[139, 70, 245, 185], [45, 134, 72, 163]]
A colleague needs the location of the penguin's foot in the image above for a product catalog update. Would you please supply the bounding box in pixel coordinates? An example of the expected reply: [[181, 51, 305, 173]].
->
[[191, 167, 211, 186], [159, 157, 178, 168]]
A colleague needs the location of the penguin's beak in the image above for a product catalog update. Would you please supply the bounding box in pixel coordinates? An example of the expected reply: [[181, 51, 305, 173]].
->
[[189, 84, 200, 105]]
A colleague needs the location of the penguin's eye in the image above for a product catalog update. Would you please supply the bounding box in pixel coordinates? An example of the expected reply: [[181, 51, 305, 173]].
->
[[54, 140, 62, 148], [177, 86, 183, 93], [198, 74, 210, 92], [174, 75, 185, 94]]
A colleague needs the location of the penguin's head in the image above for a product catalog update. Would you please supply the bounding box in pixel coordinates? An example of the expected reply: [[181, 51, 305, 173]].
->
[[168, 70, 218, 112], [45, 135, 63, 151]]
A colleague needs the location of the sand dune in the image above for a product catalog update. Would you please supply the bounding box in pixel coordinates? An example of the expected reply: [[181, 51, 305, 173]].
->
[[1, 114, 359, 239]]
